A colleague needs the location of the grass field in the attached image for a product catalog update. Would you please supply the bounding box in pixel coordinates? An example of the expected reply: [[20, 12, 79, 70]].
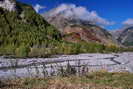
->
[[1, 71, 133, 89]]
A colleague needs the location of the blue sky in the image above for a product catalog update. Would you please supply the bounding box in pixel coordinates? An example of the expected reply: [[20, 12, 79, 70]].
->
[[17, 0, 133, 30]]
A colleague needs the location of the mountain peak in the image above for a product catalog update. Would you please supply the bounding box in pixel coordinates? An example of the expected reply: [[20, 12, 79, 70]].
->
[[0, 0, 16, 11], [44, 4, 114, 26]]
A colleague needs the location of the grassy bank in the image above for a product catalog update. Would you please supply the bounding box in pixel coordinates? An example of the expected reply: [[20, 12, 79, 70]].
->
[[1, 71, 133, 89]]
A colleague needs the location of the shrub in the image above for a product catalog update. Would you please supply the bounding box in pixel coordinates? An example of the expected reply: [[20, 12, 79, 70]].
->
[[15, 45, 30, 57], [4, 44, 16, 55]]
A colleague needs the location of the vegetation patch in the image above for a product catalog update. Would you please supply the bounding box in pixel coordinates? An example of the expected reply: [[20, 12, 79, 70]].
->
[[1, 72, 133, 89]]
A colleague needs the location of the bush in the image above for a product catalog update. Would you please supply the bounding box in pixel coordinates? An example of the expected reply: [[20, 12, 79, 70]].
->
[[58, 62, 77, 77], [4, 44, 16, 55], [15, 45, 30, 57]]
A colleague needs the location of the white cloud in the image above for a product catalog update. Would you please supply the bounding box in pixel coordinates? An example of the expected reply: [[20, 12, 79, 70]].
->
[[123, 19, 133, 26], [34, 4, 45, 13], [51, 4, 114, 26]]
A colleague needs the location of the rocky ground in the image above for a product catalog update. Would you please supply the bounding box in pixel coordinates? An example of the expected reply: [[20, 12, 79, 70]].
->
[[0, 52, 133, 79]]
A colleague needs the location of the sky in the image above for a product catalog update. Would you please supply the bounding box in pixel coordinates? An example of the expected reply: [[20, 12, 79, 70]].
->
[[17, 0, 133, 30]]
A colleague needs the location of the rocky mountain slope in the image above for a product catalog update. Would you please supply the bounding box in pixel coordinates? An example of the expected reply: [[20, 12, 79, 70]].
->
[[117, 26, 133, 46], [43, 4, 117, 45], [110, 26, 133, 47], [109, 30, 123, 40]]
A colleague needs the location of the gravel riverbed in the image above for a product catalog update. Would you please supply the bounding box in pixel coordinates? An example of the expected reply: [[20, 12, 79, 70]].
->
[[0, 52, 133, 79]]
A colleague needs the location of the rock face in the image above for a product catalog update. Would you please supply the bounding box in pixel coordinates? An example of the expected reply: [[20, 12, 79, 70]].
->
[[43, 5, 117, 45], [117, 26, 133, 46], [110, 30, 123, 40], [0, 0, 16, 11]]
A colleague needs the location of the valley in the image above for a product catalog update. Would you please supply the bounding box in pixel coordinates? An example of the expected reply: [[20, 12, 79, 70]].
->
[[0, 0, 133, 89]]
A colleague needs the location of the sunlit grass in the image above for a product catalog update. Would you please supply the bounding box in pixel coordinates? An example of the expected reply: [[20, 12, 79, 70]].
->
[[1, 71, 133, 89]]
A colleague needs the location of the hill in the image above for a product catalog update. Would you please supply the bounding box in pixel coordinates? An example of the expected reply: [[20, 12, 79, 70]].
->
[[0, 0, 61, 57]]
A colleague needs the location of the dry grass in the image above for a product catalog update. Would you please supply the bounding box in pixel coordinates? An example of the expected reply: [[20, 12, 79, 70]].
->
[[1, 72, 133, 89]]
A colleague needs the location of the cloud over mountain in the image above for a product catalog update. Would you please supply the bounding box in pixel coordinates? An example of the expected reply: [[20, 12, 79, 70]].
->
[[49, 4, 114, 26], [123, 19, 133, 26], [34, 4, 45, 13]]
